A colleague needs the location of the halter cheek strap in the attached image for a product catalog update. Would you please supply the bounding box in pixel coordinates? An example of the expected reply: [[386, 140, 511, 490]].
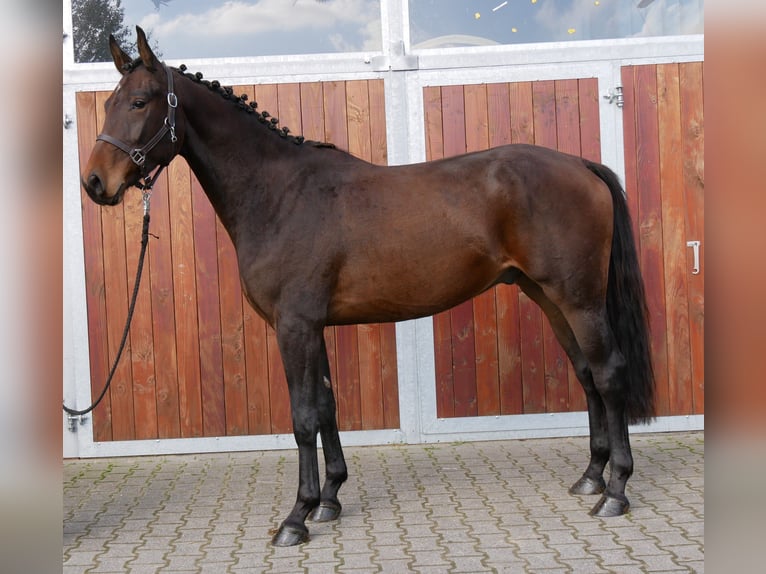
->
[[96, 63, 178, 189]]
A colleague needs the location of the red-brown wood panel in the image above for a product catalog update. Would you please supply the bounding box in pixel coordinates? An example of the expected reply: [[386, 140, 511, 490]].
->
[[626, 65, 671, 416], [657, 64, 694, 416], [146, 171, 181, 439], [77, 79, 398, 441], [679, 63, 704, 413], [427, 79, 604, 419], [77, 91, 112, 442], [622, 63, 704, 417], [168, 159, 203, 437], [191, 174, 226, 437], [124, 189, 158, 440]]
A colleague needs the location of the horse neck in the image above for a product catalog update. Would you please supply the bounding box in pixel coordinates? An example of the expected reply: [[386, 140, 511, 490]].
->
[[175, 75, 306, 235]]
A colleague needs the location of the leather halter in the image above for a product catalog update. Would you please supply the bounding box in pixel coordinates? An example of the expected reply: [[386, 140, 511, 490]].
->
[[96, 62, 178, 189]]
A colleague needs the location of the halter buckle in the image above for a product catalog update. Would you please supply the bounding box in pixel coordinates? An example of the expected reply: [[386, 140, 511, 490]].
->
[[130, 149, 147, 166], [167, 92, 178, 108]]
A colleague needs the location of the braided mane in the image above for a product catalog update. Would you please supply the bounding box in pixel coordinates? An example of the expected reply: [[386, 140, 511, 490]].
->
[[122, 59, 335, 149]]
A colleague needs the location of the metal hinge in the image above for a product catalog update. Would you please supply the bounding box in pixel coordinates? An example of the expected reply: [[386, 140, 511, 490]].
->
[[603, 86, 624, 108], [66, 413, 88, 433]]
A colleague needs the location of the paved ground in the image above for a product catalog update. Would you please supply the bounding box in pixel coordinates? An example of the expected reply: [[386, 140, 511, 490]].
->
[[64, 431, 703, 573]]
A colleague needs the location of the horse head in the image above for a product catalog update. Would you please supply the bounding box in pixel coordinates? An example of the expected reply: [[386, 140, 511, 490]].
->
[[81, 26, 183, 205]]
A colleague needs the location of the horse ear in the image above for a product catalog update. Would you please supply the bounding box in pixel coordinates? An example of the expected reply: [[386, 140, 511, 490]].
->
[[109, 34, 133, 75], [136, 26, 158, 71]]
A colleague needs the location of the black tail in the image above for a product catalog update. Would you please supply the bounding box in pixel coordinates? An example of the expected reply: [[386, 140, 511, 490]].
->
[[585, 160, 655, 424]]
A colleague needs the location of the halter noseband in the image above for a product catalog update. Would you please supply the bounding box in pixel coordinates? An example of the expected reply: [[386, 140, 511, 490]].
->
[[96, 62, 178, 190]]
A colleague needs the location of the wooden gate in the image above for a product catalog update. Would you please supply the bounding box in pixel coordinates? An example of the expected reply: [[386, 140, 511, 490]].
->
[[425, 67, 704, 419], [76, 79, 400, 442]]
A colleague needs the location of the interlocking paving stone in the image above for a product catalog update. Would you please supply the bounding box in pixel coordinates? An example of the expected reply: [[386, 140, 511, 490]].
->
[[64, 431, 704, 572]]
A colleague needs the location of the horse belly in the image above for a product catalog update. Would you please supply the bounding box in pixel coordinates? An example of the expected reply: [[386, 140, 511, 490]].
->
[[327, 244, 505, 325]]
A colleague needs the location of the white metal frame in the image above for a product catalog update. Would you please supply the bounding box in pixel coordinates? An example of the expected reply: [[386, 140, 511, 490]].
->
[[63, 0, 704, 458]]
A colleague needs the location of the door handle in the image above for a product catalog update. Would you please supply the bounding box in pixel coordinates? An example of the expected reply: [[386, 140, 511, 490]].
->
[[686, 240, 700, 275]]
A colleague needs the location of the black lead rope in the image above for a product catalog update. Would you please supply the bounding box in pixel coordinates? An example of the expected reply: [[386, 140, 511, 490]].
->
[[63, 185, 157, 419]]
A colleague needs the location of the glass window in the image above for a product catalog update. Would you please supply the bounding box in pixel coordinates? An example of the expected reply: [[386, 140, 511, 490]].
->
[[71, 0, 382, 63], [409, 0, 704, 49]]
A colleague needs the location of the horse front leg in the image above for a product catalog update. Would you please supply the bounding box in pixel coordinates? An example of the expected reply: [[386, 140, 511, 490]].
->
[[271, 317, 324, 547], [309, 338, 348, 523]]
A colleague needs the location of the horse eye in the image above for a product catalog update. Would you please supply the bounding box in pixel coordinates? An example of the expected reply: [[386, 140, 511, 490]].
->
[[132, 100, 146, 110]]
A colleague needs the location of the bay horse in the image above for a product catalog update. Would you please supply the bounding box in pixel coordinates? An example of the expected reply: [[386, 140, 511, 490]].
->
[[81, 27, 655, 546]]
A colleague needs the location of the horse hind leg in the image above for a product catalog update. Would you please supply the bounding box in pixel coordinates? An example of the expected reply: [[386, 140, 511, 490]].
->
[[559, 303, 634, 517], [308, 338, 348, 523], [516, 276, 609, 497]]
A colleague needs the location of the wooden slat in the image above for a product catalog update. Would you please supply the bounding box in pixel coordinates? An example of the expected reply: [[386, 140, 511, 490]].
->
[[442, 86, 477, 417], [657, 64, 693, 415], [335, 325, 362, 430], [465, 83, 500, 416], [77, 90, 112, 441], [621, 68, 642, 270], [368, 80, 388, 166], [93, 91, 136, 441], [521, 80, 556, 414], [123, 186, 158, 439], [101, 190, 135, 440], [570, 77, 601, 413], [300, 82, 326, 141], [216, 86, 251, 437], [243, 297, 272, 435], [380, 322, 400, 428], [168, 159, 203, 436], [254, 83, 291, 434], [323, 81, 361, 431], [323, 81, 350, 152], [277, 83, 303, 137], [191, 175, 226, 436], [544, 78, 582, 413], [346, 81, 384, 431], [578, 78, 601, 163], [423, 86, 444, 162], [346, 80, 372, 162], [145, 169, 180, 439], [487, 83, 512, 146], [487, 83, 523, 416], [358, 324, 385, 430], [217, 212, 248, 436], [423, 87, 454, 418], [679, 62, 705, 414], [236, 85, 270, 437], [508, 81, 537, 415], [633, 65, 671, 416], [555, 79, 582, 157]]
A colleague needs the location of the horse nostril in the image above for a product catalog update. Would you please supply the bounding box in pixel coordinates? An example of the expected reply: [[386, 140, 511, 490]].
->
[[86, 173, 104, 197]]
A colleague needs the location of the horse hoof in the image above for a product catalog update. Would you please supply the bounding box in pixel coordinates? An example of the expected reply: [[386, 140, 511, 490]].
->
[[271, 523, 309, 546], [569, 475, 606, 495], [309, 501, 342, 523], [589, 494, 630, 517]]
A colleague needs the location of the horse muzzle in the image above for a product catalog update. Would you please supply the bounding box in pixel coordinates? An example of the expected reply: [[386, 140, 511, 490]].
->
[[81, 170, 128, 206]]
